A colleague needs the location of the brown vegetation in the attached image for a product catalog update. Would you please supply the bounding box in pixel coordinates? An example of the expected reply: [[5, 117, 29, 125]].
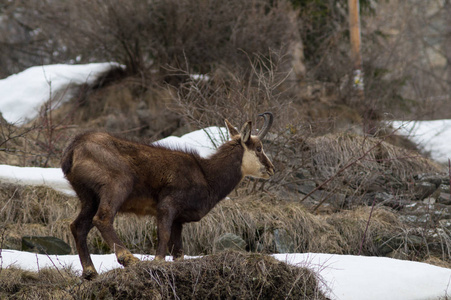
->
[[0, 251, 327, 299], [2, 181, 450, 265]]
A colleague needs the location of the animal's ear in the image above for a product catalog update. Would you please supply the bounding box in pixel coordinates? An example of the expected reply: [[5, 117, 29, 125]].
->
[[240, 121, 252, 143], [225, 119, 240, 137]]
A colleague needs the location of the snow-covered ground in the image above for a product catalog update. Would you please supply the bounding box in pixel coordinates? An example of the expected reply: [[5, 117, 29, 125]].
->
[[392, 120, 451, 164], [1, 249, 451, 300], [1, 63, 451, 299], [0, 63, 121, 124]]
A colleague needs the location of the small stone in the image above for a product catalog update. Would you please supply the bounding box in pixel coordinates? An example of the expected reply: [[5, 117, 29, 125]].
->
[[412, 181, 437, 200], [215, 233, 246, 252], [437, 193, 451, 205], [273, 229, 295, 253], [423, 197, 436, 204]]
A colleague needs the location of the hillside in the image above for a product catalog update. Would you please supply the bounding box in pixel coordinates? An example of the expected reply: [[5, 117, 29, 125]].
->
[[1, 0, 451, 299]]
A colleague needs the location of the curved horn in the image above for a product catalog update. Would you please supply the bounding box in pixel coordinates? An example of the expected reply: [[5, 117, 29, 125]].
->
[[257, 112, 273, 139]]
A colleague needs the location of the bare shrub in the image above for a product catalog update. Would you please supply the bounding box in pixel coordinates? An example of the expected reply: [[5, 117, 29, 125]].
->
[[293, 132, 440, 207], [14, 0, 300, 77], [0, 84, 78, 167], [364, 0, 451, 120], [166, 52, 314, 196], [169, 52, 293, 127]]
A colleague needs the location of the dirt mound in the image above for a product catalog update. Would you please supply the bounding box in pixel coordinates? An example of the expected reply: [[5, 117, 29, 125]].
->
[[0, 252, 327, 299], [82, 251, 327, 299]]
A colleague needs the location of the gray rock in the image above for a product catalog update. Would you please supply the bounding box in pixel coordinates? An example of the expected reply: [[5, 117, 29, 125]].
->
[[378, 235, 423, 256], [400, 202, 451, 226], [411, 181, 437, 200], [423, 197, 436, 204], [437, 193, 451, 205], [294, 169, 313, 180], [361, 192, 407, 209], [438, 184, 451, 194], [273, 229, 295, 253], [215, 233, 246, 252], [362, 175, 387, 193], [413, 173, 444, 188], [301, 190, 346, 211], [373, 192, 395, 203], [22, 236, 71, 255]]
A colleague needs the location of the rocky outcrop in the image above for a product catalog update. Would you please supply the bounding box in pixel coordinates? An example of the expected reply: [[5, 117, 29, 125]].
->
[[21, 236, 71, 255]]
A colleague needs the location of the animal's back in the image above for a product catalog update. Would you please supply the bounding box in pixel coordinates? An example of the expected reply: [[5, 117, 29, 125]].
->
[[62, 131, 206, 192]]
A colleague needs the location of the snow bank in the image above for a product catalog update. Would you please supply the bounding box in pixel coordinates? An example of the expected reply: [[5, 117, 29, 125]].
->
[[0, 164, 74, 196], [276, 253, 451, 300], [0, 63, 121, 124], [155, 126, 229, 158], [2, 250, 451, 300], [392, 120, 451, 164]]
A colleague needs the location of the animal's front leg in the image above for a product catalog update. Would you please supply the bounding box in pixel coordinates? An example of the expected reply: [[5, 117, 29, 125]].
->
[[168, 222, 184, 260], [155, 218, 171, 260]]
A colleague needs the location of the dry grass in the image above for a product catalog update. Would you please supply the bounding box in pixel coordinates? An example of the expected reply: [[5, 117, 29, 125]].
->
[[0, 182, 404, 258], [307, 133, 438, 182], [324, 207, 402, 255], [184, 195, 343, 255], [0, 266, 79, 299], [271, 132, 441, 208], [0, 252, 327, 299], [83, 251, 327, 300]]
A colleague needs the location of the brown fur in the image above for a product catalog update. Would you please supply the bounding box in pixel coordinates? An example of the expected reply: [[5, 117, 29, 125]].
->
[[61, 115, 274, 279]]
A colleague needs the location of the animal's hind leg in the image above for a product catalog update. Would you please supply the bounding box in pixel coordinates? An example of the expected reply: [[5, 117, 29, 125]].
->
[[70, 188, 99, 280], [92, 180, 139, 267], [168, 222, 184, 260]]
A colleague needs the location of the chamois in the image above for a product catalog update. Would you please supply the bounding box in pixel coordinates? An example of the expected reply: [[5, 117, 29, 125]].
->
[[61, 112, 275, 279]]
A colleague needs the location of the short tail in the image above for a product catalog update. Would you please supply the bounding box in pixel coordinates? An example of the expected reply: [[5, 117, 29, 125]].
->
[[61, 141, 75, 176]]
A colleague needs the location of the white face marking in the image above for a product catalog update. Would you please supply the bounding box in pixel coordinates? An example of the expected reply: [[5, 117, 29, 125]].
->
[[241, 147, 263, 177], [240, 137, 272, 179]]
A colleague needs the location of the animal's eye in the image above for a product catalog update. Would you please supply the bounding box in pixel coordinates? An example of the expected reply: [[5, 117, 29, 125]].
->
[[256, 146, 262, 152]]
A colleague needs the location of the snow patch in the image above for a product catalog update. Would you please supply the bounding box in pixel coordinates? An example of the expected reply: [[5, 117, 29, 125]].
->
[[0, 63, 121, 124]]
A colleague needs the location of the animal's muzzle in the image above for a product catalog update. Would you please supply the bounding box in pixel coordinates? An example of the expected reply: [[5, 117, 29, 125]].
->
[[263, 166, 275, 177], [268, 167, 275, 176]]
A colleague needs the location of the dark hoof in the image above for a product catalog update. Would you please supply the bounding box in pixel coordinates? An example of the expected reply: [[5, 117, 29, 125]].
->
[[82, 267, 98, 280], [118, 253, 140, 267]]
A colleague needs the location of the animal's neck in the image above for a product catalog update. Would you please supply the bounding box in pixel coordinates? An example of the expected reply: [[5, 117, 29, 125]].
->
[[201, 141, 244, 203]]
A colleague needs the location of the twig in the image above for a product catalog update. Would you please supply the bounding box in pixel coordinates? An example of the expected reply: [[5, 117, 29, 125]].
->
[[359, 197, 376, 255]]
